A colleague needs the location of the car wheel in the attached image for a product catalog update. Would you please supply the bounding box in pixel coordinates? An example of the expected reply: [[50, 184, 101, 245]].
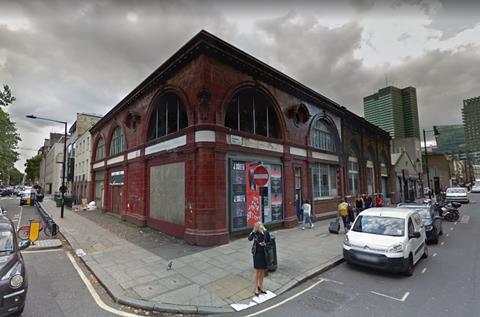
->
[[422, 245, 429, 258], [404, 255, 414, 276]]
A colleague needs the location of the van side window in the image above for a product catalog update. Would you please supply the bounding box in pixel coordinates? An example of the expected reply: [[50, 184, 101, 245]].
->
[[408, 218, 414, 235]]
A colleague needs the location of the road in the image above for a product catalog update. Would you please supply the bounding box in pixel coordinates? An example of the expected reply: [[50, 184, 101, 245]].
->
[[239, 194, 480, 317], [0, 196, 159, 317]]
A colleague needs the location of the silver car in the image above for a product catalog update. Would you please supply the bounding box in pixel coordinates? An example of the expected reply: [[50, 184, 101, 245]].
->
[[445, 187, 469, 204]]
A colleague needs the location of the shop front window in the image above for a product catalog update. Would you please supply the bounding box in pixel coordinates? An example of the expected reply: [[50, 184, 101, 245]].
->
[[312, 163, 338, 199], [229, 160, 283, 231], [225, 89, 280, 139], [367, 162, 375, 194], [348, 157, 359, 196]]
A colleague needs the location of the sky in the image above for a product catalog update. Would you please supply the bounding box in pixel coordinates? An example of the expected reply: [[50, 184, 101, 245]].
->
[[0, 0, 479, 171]]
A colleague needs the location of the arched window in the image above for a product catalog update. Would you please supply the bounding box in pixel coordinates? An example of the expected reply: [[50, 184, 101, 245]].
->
[[225, 88, 280, 138], [312, 120, 336, 152], [348, 150, 359, 196], [148, 93, 188, 141], [110, 127, 125, 156], [366, 149, 375, 194], [95, 137, 105, 161]]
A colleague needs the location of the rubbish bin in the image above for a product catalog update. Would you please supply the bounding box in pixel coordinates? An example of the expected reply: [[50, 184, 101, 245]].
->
[[55, 197, 62, 207], [266, 234, 277, 272]]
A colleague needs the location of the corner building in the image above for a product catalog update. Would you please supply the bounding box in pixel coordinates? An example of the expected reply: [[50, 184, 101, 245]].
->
[[89, 31, 393, 246]]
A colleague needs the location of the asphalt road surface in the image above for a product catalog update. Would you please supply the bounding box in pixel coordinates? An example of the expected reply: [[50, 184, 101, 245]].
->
[[239, 194, 480, 317], [0, 196, 156, 317]]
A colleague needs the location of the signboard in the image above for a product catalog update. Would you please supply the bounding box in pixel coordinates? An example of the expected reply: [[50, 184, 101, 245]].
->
[[110, 171, 124, 186], [253, 166, 269, 186]]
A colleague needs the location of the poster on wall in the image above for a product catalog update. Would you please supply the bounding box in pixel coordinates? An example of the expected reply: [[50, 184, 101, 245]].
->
[[270, 165, 283, 222], [230, 160, 283, 231]]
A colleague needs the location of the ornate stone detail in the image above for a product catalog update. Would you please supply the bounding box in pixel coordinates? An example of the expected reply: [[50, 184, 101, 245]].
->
[[286, 103, 310, 125], [197, 88, 211, 121], [125, 111, 141, 130]]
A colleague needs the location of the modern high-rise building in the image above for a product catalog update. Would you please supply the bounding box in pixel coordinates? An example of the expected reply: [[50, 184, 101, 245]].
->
[[462, 96, 480, 152], [433, 124, 466, 154], [363, 86, 420, 139]]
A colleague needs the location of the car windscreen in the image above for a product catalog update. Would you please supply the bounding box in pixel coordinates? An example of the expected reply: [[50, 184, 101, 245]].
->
[[446, 188, 466, 194], [0, 230, 14, 253], [412, 208, 431, 220], [352, 215, 405, 237]]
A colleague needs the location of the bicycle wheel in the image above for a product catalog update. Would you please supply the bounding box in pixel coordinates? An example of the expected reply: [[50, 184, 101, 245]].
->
[[17, 225, 30, 240]]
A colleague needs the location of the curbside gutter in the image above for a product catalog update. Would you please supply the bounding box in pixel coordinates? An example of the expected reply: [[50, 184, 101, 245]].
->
[[39, 202, 344, 315]]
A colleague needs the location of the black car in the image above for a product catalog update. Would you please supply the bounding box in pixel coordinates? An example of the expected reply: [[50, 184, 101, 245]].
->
[[0, 190, 13, 197], [0, 215, 30, 316], [397, 203, 443, 244]]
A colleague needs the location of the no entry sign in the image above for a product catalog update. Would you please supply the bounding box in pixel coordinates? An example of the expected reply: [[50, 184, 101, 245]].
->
[[253, 166, 269, 187]]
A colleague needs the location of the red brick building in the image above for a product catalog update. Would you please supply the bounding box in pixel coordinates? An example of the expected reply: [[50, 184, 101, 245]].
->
[[89, 30, 393, 246]]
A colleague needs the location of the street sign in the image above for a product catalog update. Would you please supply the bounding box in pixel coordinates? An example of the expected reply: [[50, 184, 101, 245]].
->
[[253, 166, 269, 187]]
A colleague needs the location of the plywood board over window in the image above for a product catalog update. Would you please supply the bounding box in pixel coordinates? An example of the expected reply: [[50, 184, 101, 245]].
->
[[149, 162, 185, 225]]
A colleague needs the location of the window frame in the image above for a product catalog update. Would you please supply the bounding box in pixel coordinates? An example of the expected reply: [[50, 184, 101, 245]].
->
[[95, 137, 105, 161], [311, 120, 336, 152], [312, 163, 338, 199], [147, 93, 188, 141], [348, 157, 359, 196], [109, 127, 125, 156]]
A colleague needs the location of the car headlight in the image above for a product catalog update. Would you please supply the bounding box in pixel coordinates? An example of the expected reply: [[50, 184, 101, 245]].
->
[[9, 274, 23, 289], [386, 244, 403, 253], [425, 225, 433, 231], [343, 235, 351, 247]]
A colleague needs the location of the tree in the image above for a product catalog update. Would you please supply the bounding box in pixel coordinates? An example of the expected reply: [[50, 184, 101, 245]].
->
[[8, 168, 23, 185], [25, 154, 42, 183], [0, 85, 20, 182]]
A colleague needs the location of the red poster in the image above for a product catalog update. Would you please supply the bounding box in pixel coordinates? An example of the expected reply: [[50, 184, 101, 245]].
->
[[246, 162, 260, 226]]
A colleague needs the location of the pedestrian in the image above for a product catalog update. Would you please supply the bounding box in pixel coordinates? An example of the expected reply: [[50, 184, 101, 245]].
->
[[355, 195, 364, 215], [375, 193, 383, 207], [248, 221, 270, 296], [301, 199, 313, 230], [337, 199, 350, 233], [365, 194, 373, 208]]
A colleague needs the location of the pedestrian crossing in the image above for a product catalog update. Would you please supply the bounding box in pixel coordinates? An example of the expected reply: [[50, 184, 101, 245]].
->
[[0, 197, 18, 200]]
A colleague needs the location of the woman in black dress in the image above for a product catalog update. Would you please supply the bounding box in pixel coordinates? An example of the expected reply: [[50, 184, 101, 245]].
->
[[248, 221, 271, 296]]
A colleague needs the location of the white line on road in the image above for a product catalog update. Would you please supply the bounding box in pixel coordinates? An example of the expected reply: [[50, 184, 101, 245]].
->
[[22, 249, 64, 254], [433, 253, 437, 257], [370, 291, 410, 302], [421, 268, 427, 274], [65, 252, 142, 317], [244, 279, 325, 317], [17, 206, 23, 229], [322, 278, 344, 285], [441, 242, 445, 245]]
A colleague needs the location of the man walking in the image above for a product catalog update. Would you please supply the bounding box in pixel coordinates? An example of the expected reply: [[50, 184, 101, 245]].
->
[[337, 199, 350, 233], [301, 199, 313, 230]]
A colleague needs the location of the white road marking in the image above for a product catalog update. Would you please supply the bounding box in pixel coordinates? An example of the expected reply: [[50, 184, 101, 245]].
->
[[421, 268, 427, 274], [17, 206, 23, 228], [65, 252, 142, 317], [433, 253, 437, 257], [323, 278, 344, 285], [244, 279, 325, 317], [370, 291, 410, 302], [460, 216, 470, 224], [441, 242, 445, 246]]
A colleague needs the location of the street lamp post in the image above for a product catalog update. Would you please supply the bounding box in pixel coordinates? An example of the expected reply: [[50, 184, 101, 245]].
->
[[26, 115, 67, 218], [423, 127, 440, 200]]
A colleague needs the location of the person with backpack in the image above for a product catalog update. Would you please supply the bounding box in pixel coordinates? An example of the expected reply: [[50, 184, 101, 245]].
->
[[337, 199, 350, 233]]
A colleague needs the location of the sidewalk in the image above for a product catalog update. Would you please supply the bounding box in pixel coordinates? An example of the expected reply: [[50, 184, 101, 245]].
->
[[41, 198, 344, 314]]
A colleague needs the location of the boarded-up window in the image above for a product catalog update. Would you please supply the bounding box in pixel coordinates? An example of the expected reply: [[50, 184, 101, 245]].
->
[[149, 162, 185, 225], [95, 171, 104, 208]]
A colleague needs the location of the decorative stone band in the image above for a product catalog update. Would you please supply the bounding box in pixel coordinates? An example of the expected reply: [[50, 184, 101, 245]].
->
[[195, 130, 216, 142], [145, 135, 187, 155], [311, 151, 339, 163], [92, 161, 104, 170], [226, 134, 284, 153], [127, 150, 140, 160], [290, 146, 307, 157], [107, 155, 124, 166]]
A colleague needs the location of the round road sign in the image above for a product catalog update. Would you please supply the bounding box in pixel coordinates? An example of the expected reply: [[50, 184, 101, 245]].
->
[[253, 166, 269, 187]]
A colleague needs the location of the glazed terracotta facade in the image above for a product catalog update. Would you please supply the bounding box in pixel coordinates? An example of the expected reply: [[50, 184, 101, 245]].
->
[[89, 31, 393, 246]]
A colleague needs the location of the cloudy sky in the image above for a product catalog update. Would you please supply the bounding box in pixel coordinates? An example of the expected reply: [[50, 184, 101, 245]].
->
[[1, 0, 479, 171]]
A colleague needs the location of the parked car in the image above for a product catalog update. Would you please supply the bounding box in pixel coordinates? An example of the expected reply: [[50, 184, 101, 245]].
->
[[397, 203, 442, 244], [445, 187, 469, 204], [343, 207, 427, 276], [470, 184, 480, 193], [0, 215, 30, 317], [0, 189, 13, 197]]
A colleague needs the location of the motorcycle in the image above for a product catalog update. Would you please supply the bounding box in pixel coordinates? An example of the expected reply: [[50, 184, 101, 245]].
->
[[434, 200, 460, 222]]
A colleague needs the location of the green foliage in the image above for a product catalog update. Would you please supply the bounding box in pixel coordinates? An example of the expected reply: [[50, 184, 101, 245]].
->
[[0, 85, 20, 182], [0, 85, 16, 107], [25, 154, 42, 182], [8, 168, 23, 185]]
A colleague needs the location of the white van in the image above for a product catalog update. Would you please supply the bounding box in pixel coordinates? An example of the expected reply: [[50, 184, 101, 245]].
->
[[343, 208, 427, 276]]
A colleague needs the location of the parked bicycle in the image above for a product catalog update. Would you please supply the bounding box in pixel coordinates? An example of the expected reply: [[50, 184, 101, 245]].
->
[[17, 218, 57, 240]]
